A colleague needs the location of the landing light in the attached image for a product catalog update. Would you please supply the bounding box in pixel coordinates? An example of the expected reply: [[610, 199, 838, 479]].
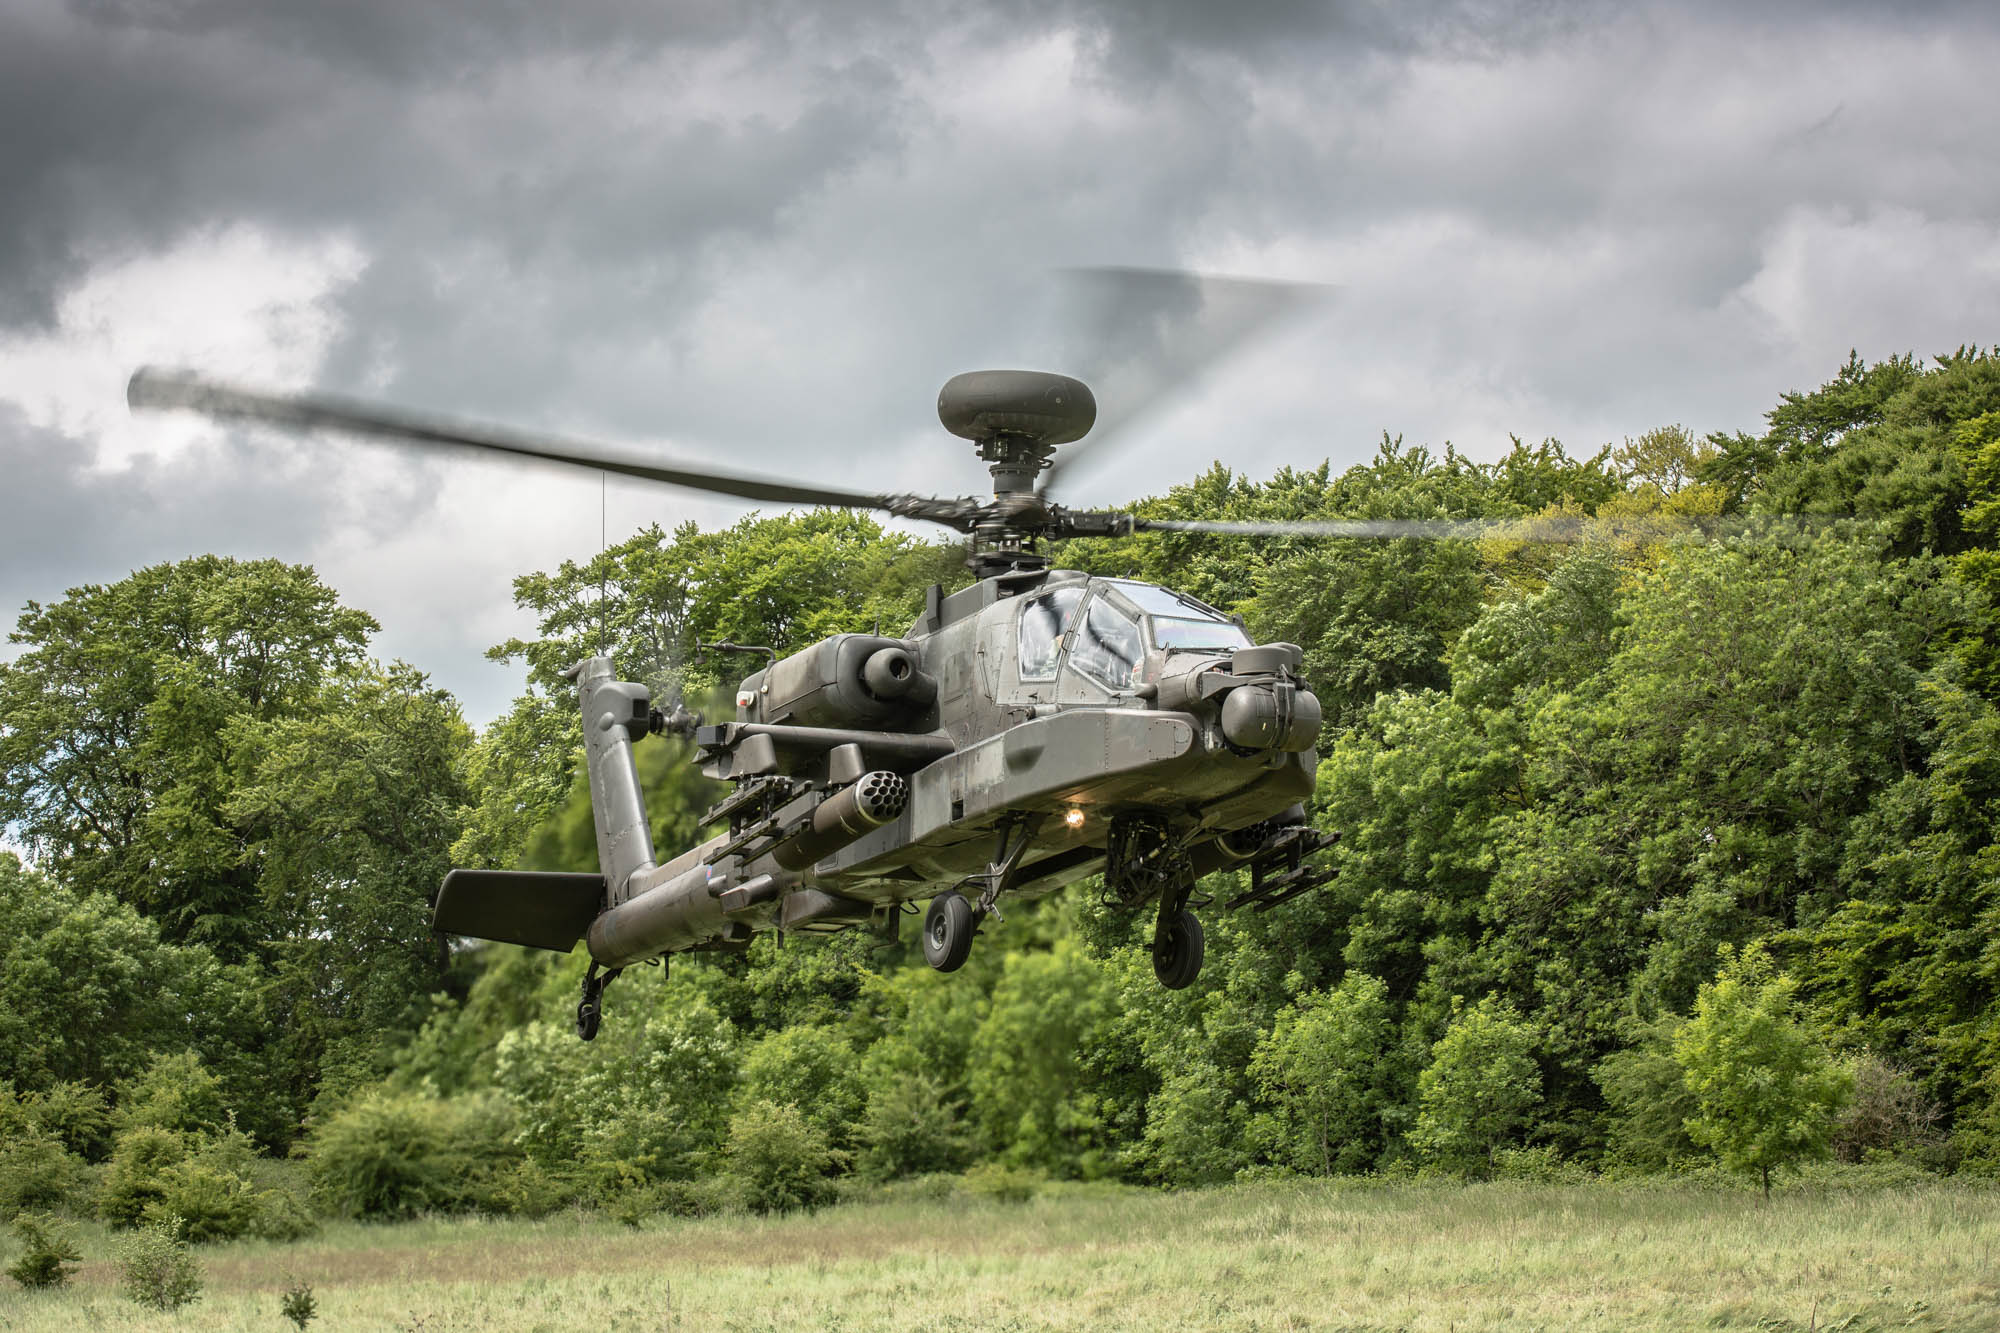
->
[[1064, 808, 1086, 829]]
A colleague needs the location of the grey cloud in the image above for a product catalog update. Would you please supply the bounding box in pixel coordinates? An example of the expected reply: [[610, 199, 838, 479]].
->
[[6, 0, 2000, 718], [0, 403, 435, 634]]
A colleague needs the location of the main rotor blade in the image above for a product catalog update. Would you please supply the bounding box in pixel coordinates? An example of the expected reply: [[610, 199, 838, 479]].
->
[[1135, 514, 1821, 542], [1039, 267, 1333, 498], [128, 367, 905, 514]]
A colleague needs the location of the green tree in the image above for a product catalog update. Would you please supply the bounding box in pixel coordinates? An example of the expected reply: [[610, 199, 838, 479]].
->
[[1249, 973, 1402, 1175], [1410, 997, 1542, 1174], [0, 557, 375, 956], [225, 663, 470, 1109], [968, 942, 1118, 1176], [735, 1025, 866, 1152], [1674, 945, 1851, 1196], [0, 856, 264, 1123]]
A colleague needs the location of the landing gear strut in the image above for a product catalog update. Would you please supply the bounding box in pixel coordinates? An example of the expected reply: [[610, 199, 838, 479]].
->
[[576, 961, 622, 1042], [1107, 814, 1208, 990], [923, 814, 1043, 974]]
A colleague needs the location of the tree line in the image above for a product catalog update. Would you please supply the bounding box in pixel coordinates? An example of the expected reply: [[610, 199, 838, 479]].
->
[[2, 348, 1996, 1233]]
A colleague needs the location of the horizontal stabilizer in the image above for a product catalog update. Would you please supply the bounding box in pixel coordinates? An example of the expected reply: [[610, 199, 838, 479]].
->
[[433, 869, 604, 953]]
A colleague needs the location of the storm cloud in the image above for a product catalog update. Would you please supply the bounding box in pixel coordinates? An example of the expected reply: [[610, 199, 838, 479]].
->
[[3, 0, 1997, 721]]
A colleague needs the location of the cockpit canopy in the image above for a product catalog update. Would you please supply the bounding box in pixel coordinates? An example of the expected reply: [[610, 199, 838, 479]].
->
[[1016, 577, 1249, 692]]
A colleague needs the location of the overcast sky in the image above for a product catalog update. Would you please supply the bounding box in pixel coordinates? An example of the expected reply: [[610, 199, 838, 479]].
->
[[3, 0, 1997, 726]]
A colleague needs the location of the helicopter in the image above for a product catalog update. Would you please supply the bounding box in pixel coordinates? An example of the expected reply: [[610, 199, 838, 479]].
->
[[130, 360, 1384, 1038]]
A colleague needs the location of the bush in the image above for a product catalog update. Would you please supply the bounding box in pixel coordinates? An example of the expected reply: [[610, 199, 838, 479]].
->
[[249, 1185, 320, 1242], [1833, 1055, 1945, 1164], [99, 1126, 189, 1228], [306, 1092, 521, 1218], [724, 1101, 840, 1215], [485, 1159, 571, 1220], [960, 1162, 1039, 1204], [0, 1129, 80, 1218], [21, 1082, 112, 1162], [1491, 1146, 1591, 1183], [143, 1160, 258, 1243], [1594, 1018, 1700, 1170], [738, 1026, 868, 1150], [7, 1213, 81, 1290], [281, 1277, 317, 1330], [119, 1217, 203, 1312]]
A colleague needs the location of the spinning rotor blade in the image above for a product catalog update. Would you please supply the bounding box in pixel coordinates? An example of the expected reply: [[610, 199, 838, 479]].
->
[[1039, 267, 1333, 498], [128, 367, 917, 516], [1135, 513, 1820, 542]]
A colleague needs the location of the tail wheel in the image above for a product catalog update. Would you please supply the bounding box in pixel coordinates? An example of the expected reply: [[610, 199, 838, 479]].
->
[[923, 891, 975, 973], [1152, 909, 1205, 990]]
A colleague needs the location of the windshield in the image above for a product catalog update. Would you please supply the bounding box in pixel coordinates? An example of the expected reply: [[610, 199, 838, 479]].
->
[[1104, 578, 1229, 621], [1070, 596, 1145, 690], [1017, 586, 1084, 681], [1150, 617, 1252, 653]]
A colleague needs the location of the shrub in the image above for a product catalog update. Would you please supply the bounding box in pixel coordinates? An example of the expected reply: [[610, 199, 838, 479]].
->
[[724, 1101, 840, 1215], [1594, 1018, 1700, 1170], [0, 1129, 80, 1218], [281, 1278, 317, 1330], [99, 1126, 189, 1228], [7, 1213, 82, 1290], [306, 1092, 521, 1218], [960, 1162, 1039, 1203], [143, 1160, 258, 1243], [119, 1217, 203, 1312], [21, 1082, 112, 1162], [1491, 1145, 1591, 1183], [484, 1158, 571, 1219], [1410, 997, 1542, 1176], [1832, 1055, 1945, 1164], [250, 1185, 320, 1242]]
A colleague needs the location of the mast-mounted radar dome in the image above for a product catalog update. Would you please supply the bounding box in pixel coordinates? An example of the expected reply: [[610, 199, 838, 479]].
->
[[937, 370, 1095, 446]]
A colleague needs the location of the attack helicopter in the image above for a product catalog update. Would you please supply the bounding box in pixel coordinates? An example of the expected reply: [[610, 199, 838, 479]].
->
[[130, 361, 1356, 1039]]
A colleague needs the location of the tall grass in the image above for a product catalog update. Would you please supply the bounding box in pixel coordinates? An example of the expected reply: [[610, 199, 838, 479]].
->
[[3, 1175, 1995, 1330]]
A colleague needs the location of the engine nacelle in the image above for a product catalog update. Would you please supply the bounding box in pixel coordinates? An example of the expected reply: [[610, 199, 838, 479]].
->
[[739, 634, 938, 731]]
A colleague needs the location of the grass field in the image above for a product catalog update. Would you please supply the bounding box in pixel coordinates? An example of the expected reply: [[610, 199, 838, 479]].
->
[[3, 1174, 1997, 1331]]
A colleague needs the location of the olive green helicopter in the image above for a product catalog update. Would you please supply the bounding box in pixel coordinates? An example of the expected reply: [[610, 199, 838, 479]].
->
[[129, 300, 1481, 1039]]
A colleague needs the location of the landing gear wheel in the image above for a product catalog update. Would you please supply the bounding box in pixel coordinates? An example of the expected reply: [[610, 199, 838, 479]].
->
[[923, 891, 975, 973], [1152, 909, 1205, 990], [575, 962, 619, 1042]]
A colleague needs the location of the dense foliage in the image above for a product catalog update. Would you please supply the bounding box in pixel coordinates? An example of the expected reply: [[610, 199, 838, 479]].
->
[[3, 349, 1998, 1230]]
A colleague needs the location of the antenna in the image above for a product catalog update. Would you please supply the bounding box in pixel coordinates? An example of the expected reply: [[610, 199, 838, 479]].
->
[[599, 470, 608, 657]]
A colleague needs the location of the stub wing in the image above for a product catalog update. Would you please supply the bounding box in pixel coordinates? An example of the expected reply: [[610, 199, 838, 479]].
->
[[433, 869, 605, 953]]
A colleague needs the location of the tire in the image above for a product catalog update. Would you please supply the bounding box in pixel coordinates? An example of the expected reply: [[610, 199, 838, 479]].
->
[[923, 891, 975, 972], [1152, 909, 1205, 990]]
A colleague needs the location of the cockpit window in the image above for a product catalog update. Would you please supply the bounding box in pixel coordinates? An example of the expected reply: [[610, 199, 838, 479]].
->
[[1105, 578, 1228, 621], [1150, 617, 1252, 653], [1017, 586, 1084, 681], [1070, 596, 1145, 691]]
